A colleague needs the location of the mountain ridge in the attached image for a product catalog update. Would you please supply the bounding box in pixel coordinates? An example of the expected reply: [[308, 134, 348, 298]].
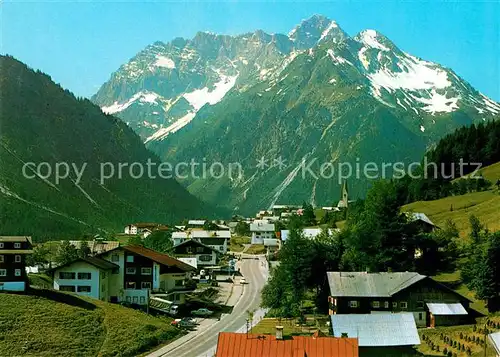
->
[[91, 15, 500, 214]]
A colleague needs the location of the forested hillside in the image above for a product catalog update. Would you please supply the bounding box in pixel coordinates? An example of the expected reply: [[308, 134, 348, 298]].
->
[[0, 56, 216, 241]]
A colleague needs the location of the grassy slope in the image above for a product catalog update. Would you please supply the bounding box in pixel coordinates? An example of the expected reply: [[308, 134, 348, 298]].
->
[[402, 190, 500, 238], [0, 291, 181, 357]]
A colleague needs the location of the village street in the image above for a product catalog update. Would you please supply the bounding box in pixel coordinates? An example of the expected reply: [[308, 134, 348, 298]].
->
[[147, 254, 269, 357]]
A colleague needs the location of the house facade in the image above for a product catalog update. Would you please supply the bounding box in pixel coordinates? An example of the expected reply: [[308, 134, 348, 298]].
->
[[50, 245, 194, 306], [0, 236, 33, 291], [192, 230, 230, 254], [250, 221, 275, 245], [52, 257, 118, 300], [327, 272, 471, 328], [173, 239, 218, 267]]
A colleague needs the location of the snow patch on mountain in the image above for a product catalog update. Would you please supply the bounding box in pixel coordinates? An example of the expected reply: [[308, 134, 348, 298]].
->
[[154, 55, 176, 69], [319, 21, 338, 42], [326, 49, 353, 66], [481, 94, 500, 114], [145, 112, 196, 143], [183, 72, 238, 110], [358, 30, 389, 51], [358, 47, 369, 69], [102, 91, 161, 114], [411, 89, 460, 114], [368, 56, 451, 92]]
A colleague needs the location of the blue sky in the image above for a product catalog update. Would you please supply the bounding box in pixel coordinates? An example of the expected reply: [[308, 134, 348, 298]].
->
[[2, 1, 499, 100]]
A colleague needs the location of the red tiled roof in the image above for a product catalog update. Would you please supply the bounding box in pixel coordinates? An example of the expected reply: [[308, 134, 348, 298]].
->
[[123, 245, 195, 272], [215, 333, 359, 357]]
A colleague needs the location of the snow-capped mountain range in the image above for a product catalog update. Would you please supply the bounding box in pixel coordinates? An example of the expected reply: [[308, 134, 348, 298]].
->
[[93, 15, 499, 142], [93, 15, 500, 213]]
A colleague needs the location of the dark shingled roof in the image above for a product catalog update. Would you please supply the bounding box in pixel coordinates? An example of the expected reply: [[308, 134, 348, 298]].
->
[[123, 245, 195, 272]]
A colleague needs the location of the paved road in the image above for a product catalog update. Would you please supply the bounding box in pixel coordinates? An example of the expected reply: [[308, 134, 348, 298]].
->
[[149, 255, 267, 357]]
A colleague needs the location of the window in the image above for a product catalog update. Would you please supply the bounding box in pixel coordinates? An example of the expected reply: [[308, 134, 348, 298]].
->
[[384, 301, 389, 309], [77, 286, 91, 293], [372, 301, 380, 308], [416, 301, 425, 309], [418, 312, 424, 321], [140, 296, 146, 304], [219, 246, 224, 251], [0, 255, 3, 263], [141, 267, 152, 275], [126, 296, 132, 302], [186, 247, 193, 254], [78, 272, 91, 280], [0, 243, 4, 248], [100, 272, 107, 279], [59, 272, 76, 280], [199, 255, 212, 262], [392, 302, 398, 308], [196, 247, 204, 253], [101, 284, 105, 293], [0, 269, 6, 277], [59, 285, 75, 292], [15, 255, 21, 263], [349, 301, 358, 308], [141, 282, 151, 289], [126, 267, 136, 275], [126, 255, 134, 263], [111, 254, 119, 262], [400, 302, 408, 309], [133, 296, 138, 303], [14, 243, 21, 249], [126, 281, 136, 289], [15, 269, 21, 277]]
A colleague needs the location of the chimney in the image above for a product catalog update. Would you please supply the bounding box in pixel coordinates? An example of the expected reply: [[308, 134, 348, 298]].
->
[[275, 326, 284, 340]]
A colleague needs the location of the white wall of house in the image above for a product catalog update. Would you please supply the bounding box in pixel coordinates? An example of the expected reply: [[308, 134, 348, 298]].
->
[[124, 288, 148, 305], [53, 261, 102, 300], [159, 273, 186, 292], [101, 250, 124, 301], [124, 225, 138, 234], [251, 231, 274, 245], [412, 311, 427, 327]]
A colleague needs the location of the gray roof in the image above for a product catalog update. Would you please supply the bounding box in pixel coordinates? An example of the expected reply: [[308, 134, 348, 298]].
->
[[489, 332, 500, 354], [331, 313, 420, 347], [410, 212, 436, 226], [327, 272, 427, 297], [426, 303, 467, 316]]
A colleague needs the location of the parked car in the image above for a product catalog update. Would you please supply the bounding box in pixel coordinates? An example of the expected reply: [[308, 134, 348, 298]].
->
[[240, 277, 247, 284], [171, 318, 197, 328], [191, 308, 214, 317]]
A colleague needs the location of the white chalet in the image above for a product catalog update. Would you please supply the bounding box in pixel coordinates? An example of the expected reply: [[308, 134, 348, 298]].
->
[[250, 221, 275, 245]]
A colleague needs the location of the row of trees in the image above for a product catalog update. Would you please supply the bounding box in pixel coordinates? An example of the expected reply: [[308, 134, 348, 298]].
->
[[261, 180, 461, 317], [461, 216, 500, 312]]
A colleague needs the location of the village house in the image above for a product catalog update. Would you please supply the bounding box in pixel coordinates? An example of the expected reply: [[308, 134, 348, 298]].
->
[[0, 236, 33, 291], [50, 245, 194, 306], [215, 331, 359, 357], [250, 221, 275, 245], [124, 223, 169, 238], [187, 220, 206, 229], [172, 239, 219, 267], [263, 238, 279, 257], [327, 272, 471, 328], [172, 231, 189, 246], [191, 230, 230, 254], [50, 256, 118, 300]]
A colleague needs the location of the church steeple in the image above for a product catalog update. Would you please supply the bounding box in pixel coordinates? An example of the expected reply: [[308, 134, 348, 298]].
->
[[337, 180, 349, 209]]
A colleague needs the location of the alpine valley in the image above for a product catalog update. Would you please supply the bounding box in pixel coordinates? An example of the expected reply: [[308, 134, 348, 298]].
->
[[92, 15, 500, 215], [0, 56, 215, 240]]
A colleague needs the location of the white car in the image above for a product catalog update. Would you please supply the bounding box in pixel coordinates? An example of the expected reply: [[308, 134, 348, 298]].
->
[[240, 277, 247, 284]]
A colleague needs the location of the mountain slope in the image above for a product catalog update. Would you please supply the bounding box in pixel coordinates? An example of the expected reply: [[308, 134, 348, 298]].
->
[[0, 56, 214, 240], [93, 15, 500, 214]]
